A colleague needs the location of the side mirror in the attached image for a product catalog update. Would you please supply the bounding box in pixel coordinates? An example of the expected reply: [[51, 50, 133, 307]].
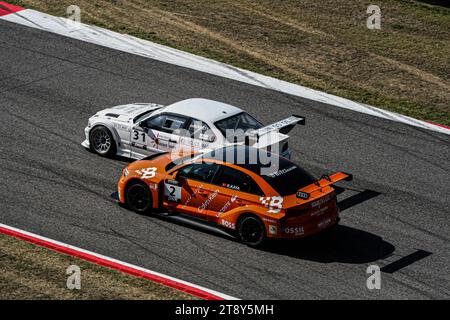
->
[[177, 174, 186, 184], [165, 178, 181, 186], [169, 172, 185, 185]]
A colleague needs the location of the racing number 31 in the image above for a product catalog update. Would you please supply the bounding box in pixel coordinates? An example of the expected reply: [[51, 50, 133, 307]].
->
[[133, 130, 146, 142]]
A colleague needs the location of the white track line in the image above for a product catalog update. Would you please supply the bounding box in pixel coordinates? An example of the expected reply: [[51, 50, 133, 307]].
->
[[1, 8, 449, 136]]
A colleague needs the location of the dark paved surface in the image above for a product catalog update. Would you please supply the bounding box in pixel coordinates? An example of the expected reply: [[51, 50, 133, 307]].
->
[[1, 19, 449, 299]]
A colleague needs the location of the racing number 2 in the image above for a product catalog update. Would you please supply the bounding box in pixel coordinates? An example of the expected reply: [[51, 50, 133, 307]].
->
[[164, 184, 182, 202], [133, 130, 146, 142]]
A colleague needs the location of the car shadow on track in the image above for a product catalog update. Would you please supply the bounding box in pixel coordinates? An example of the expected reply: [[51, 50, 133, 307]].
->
[[262, 225, 395, 264], [334, 187, 382, 212]]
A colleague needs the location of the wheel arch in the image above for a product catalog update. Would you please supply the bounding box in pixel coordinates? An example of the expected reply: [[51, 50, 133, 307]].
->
[[89, 122, 121, 151], [124, 178, 159, 209]]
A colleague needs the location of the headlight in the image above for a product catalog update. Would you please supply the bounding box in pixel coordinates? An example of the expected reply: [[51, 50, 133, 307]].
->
[[123, 168, 129, 177]]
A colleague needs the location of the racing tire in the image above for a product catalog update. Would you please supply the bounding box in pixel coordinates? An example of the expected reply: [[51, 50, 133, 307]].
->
[[125, 180, 153, 214], [237, 215, 266, 248], [89, 126, 116, 157]]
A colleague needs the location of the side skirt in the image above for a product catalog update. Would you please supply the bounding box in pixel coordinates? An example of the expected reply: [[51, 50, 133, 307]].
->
[[157, 212, 237, 240], [111, 192, 236, 240]]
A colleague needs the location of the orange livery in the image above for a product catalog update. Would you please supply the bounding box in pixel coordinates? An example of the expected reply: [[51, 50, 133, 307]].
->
[[116, 146, 352, 247]]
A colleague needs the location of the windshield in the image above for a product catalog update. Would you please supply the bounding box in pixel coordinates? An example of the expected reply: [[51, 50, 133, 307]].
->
[[215, 112, 263, 142], [165, 154, 203, 172], [133, 107, 164, 124]]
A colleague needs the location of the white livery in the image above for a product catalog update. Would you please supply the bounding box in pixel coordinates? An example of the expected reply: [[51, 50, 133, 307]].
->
[[81, 98, 304, 159]]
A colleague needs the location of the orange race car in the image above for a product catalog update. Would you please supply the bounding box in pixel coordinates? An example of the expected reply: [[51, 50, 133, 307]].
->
[[115, 146, 352, 247]]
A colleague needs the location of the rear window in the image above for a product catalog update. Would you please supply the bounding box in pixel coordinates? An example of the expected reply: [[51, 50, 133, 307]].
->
[[262, 160, 315, 196], [215, 112, 263, 142]]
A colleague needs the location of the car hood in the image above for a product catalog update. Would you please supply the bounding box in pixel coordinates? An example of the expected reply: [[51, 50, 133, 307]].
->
[[95, 103, 164, 121]]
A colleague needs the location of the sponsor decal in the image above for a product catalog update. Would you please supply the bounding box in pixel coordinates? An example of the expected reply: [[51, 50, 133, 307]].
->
[[318, 218, 332, 229], [222, 183, 240, 191], [221, 219, 236, 230], [269, 225, 277, 235], [135, 167, 157, 179], [182, 184, 203, 208], [254, 116, 303, 136], [216, 195, 238, 217], [266, 166, 296, 178], [311, 195, 332, 208], [259, 196, 283, 214], [179, 137, 210, 149], [310, 206, 328, 217], [263, 218, 277, 224], [198, 190, 219, 213], [283, 226, 304, 235], [296, 191, 310, 200]]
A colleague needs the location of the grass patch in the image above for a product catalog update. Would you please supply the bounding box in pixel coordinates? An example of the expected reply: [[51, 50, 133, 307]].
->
[[0, 234, 196, 299], [6, 0, 450, 125]]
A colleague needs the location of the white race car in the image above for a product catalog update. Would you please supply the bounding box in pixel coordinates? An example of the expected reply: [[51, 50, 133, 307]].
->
[[81, 98, 304, 160]]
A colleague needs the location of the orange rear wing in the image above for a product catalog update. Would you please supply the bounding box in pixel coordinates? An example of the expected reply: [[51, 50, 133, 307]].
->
[[296, 172, 352, 199], [315, 172, 353, 188]]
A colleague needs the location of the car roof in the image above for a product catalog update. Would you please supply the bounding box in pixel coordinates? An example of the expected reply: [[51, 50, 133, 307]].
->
[[163, 98, 243, 123], [200, 146, 276, 173]]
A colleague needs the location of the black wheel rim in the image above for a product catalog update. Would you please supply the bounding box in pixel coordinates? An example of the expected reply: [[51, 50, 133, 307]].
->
[[241, 219, 263, 245], [127, 184, 150, 211]]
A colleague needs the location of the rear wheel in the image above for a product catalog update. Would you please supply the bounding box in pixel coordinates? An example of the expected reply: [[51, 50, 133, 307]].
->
[[238, 216, 266, 247], [125, 181, 153, 214], [89, 126, 116, 157]]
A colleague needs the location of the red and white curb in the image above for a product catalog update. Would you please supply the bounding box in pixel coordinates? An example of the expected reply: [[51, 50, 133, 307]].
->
[[0, 2, 448, 136], [0, 223, 238, 300], [0, 1, 22, 16]]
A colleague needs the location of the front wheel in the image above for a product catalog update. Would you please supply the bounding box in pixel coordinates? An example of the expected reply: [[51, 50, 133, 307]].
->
[[89, 126, 116, 157], [125, 181, 153, 214], [238, 216, 266, 248]]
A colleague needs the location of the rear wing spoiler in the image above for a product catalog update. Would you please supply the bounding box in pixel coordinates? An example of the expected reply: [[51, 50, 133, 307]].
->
[[296, 172, 353, 199], [246, 115, 305, 143], [315, 172, 353, 187]]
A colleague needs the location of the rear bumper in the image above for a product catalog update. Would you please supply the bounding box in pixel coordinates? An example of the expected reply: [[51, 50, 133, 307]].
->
[[281, 149, 292, 159], [267, 208, 339, 239], [279, 216, 338, 239]]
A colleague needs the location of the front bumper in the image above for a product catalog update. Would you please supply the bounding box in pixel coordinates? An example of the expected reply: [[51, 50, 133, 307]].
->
[[81, 126, 90, 148], [110, 191, 120, 202]]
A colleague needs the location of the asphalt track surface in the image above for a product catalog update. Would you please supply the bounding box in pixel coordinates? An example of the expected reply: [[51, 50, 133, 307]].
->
[[1, 19, 449, 299]]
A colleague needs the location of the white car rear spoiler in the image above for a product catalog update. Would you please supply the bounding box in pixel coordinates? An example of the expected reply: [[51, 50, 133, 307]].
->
[[246, 115, 305, 142]]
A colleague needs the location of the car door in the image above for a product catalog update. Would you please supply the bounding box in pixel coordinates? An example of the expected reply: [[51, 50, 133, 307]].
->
[[177, 119, 217, 154], [132, 113, 189, 158], [167, 162, 220, 219], [206, 165, 265, 223]]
